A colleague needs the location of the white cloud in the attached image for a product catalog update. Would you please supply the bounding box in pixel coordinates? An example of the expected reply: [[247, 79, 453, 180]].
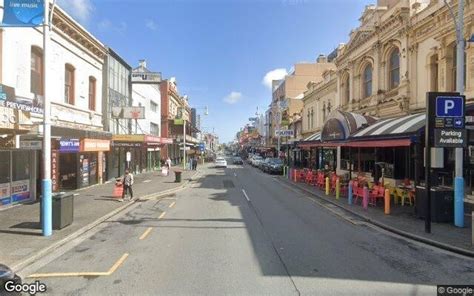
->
[[262, 68, 288, 90], [146, 19, 158, 31], [223, 92, 242, 104], [57, 0, 93, 24]]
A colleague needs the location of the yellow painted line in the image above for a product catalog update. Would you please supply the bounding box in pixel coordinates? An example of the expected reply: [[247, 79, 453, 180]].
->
[[107, 253, 129, 274], [168, 201, 176, 208], [139, 227, 153, 240], [27, 253, 129, 278], [159, 211, 166, 219]]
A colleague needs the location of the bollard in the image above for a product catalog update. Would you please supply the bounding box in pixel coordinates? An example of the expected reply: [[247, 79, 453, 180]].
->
[[454, 177, 464, 227], [293, 169, 297, 182], [363, 186, 369, 210], [348, 181, 353, 205], [336, 178, 340, 200], [384, 189, 390, 215], [325, 177, 330, 195]]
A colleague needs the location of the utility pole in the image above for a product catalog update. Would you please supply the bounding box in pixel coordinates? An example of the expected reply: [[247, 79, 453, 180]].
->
[[42, 0, 53, 237]]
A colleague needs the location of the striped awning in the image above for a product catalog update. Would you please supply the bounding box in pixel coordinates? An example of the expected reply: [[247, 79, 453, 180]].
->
[[352, 113, 425, 139], [303, 132, 321, 142]]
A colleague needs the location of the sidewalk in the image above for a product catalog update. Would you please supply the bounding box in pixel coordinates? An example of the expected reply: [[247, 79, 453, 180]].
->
[[278, 176, 474, 257], [0, 166, 202, 270]]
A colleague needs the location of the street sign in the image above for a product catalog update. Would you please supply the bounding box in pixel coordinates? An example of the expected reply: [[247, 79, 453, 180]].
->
[[436, 96, 464, 117], [434, 129, 467, 147], [275, 130, 294, 137], [126, 152, 132, 162], [174, 119, 184, 125]]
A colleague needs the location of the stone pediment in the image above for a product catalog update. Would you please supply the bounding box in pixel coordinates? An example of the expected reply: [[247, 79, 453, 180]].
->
[[346, 29, 374, 51]]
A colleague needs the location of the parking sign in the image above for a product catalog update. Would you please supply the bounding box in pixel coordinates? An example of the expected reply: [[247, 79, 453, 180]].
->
[[435, 96, 464, 117]]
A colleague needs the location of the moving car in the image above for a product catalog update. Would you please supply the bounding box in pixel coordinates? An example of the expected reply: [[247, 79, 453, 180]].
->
[[233, 157, 243, 165], [214, 157, 227, 168]]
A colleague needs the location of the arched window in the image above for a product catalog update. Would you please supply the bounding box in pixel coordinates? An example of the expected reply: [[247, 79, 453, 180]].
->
[[31, 46, 43, 95], [65, 64, 75, 105], [363, 64, 372, 98], [389, 48, 400, 89]]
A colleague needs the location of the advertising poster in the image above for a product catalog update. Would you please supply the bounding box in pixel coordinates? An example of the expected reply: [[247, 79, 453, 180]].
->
[[0, 183, 11, 206], [11, 180, 30, 203], [82, 159, 89, 186]]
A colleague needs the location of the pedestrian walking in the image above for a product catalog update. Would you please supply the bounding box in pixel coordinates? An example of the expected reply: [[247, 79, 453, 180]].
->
[[121, 169, 134, 201], [193, 157, 198, 170], [166, 157, 172, 176]]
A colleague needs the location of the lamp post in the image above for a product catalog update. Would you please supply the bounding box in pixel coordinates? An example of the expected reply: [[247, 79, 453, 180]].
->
[[41, 0, 54, 237], [444, 0, 465, 227]]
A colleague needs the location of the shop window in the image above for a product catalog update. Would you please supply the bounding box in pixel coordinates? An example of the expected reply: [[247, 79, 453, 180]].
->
[[0, 151, 10, 184], [12, 151, 30, 181], [389, 48, 400, 89], [31, 46, 43, 95], [363, 64, 373, 98], [65, 64, 75, 105], [89, 76, 96, 111]]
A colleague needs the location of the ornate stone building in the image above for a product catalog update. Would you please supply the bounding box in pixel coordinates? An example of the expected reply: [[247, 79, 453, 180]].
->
[[333, 0, 474, 117]]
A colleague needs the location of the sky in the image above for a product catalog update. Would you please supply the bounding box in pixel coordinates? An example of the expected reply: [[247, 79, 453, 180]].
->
[[58, 0, 370, 143]]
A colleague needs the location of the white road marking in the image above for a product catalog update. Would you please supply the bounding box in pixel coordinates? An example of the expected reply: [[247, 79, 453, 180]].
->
[[234, 172, 237, 177], [242, 189, 250, 202], [143, 180, 151, 183]]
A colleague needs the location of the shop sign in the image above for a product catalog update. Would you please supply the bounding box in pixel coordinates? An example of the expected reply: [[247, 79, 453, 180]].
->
[[81, 139, 110, 152], [112, 134, 145, 142], [51, 150, 59, 192], [174, 118, 184, 125], [275, 130, 294, 137], [20, 140, 42, 150], [59, 139, 80, 152], [434, 129, 467, 148], [111, 106, 145, 119], [160, 137, 174, 144], [112, 142, 142, 148], [0, 183, 11, 205], [145, 135, 161, 143], [11, 180, 30, 203]]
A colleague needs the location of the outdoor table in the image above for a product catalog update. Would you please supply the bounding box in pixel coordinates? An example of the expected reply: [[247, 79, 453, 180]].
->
[[397, 185, 415, 206]]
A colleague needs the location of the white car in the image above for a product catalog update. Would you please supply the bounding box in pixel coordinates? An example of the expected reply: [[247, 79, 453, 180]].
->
[[252, 156, 263, 167], [214, 157, 227, 168]]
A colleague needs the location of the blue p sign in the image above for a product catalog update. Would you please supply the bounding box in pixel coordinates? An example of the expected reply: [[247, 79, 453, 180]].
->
[[436, 96, 464, 117]]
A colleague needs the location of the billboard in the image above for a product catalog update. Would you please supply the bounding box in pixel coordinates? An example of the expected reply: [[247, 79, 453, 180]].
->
[[1, 0, 44, 27], [111, 106, 145, 119]]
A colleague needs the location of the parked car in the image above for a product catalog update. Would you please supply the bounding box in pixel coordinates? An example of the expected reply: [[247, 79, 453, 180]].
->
[[252, 156, 264, 167], [260, 158, 272, 171], [0, 264, 22, 296], [266, 158, 284, 174], [214, 157, 227, 168], [233, 157, 244, 165]]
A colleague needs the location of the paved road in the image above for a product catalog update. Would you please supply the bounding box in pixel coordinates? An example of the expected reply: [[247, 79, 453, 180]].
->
[[22, 161, 474, 295]]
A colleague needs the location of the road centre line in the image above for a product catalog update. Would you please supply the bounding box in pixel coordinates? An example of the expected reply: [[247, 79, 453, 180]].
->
[[242, 189, 250, 202], [26, 253, 129, 278], [234, 172, 237, 177], [159, 211, 167, 219], [139, 227, 153, 240], [168, 201, 176, 208]]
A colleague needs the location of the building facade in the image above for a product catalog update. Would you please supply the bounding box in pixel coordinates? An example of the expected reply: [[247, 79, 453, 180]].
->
[[0, 4, 110, 207]]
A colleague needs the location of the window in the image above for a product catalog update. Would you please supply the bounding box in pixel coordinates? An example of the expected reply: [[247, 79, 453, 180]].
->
[[151, 101, 158, 112], [31, 47, 43, 95], [310, 108, 314, 129], [322, 102, 326, 121], [307, 109, 310, 129], [389, 49, 400, 89], [363, 64, 372, 98], [89, 76, 96, 111], [65, 64, 75, 104], [151, 122, 160, 136]]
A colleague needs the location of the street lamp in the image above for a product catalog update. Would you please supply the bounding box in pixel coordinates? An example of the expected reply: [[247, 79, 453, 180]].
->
[[444, 0, 465, 228]]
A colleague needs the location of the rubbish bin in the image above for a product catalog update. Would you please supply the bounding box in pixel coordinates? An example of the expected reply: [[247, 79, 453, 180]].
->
[[0, 264, 21, 296], [415, 185, 454, 223], [175, 170, 182, 183], [52, 193, 74, 230]]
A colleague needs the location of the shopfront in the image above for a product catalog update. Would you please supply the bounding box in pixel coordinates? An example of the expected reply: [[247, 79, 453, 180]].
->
[[109, 135, 145, 179], [145, 135, 162, 171]]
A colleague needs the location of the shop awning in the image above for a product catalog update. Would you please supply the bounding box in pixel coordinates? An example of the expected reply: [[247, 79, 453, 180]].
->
[[352, 113, 425, 139], [345, 138, 411, 147], [303, 132, 321, 142]]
